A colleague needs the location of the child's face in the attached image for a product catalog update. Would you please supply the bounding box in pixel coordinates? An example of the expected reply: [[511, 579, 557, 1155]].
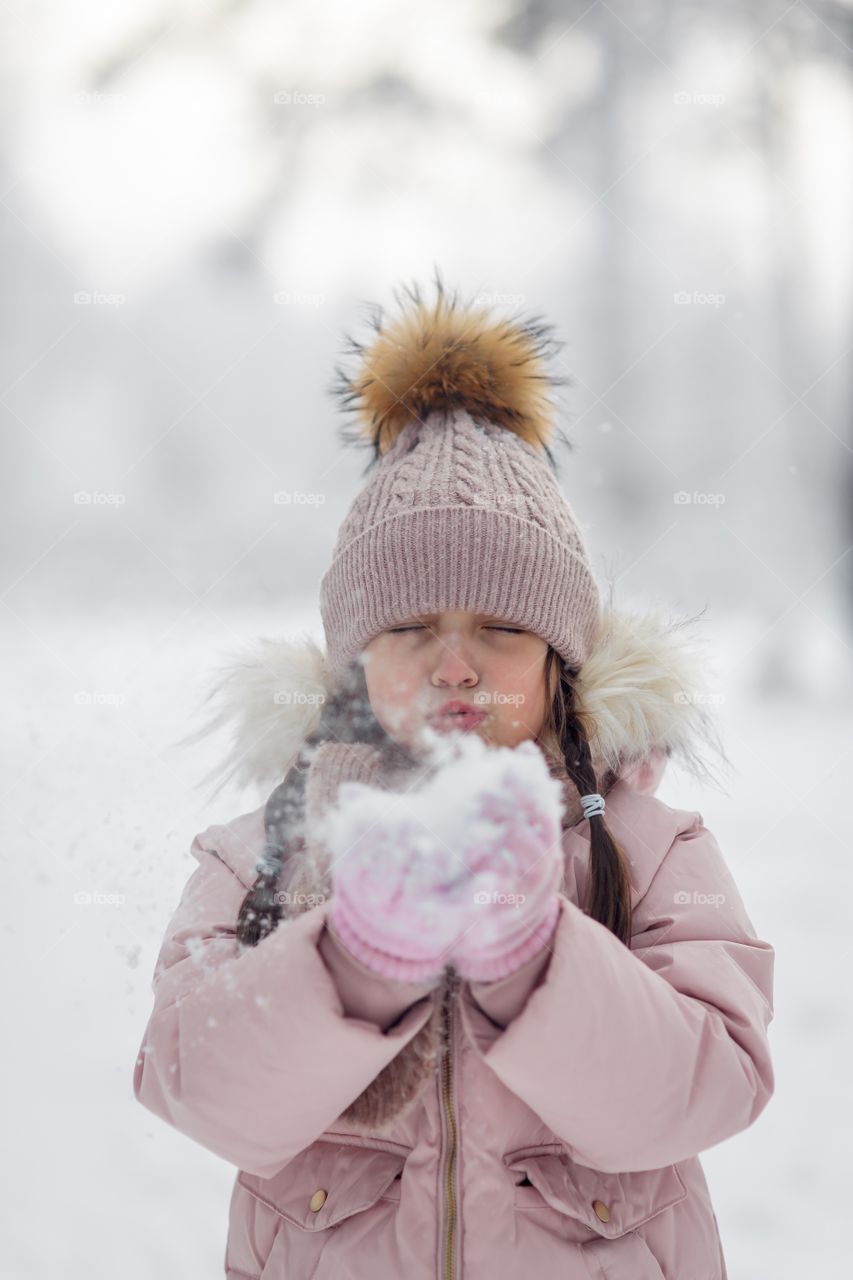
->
[[361, 611, 551, 755]]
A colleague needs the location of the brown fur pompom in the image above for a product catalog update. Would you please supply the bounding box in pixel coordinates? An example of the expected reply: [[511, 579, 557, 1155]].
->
[[332, 271, 566, 458]]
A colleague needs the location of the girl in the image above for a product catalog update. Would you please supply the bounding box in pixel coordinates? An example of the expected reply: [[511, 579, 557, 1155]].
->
[[134, 278, 775, 1280]]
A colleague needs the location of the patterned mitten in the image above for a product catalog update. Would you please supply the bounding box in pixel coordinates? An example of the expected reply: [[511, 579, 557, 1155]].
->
[[311, 744, 471, 982], [449, 740, 565, 983]]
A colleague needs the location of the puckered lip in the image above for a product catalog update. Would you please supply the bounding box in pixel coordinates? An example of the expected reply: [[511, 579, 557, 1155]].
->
[[428, 699, 487, 720]]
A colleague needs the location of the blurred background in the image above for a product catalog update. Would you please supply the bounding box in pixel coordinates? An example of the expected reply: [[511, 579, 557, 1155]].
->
[[2, 1, 851, 1277]]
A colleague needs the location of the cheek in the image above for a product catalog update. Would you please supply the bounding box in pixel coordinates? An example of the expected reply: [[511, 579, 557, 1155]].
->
[[363, 650, 424, 729], [492, 661, 548, 735]]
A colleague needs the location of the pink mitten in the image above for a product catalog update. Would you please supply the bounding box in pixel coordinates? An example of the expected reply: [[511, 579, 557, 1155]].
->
[[450, 739, 565, 983], [316, 762, 471, 983]]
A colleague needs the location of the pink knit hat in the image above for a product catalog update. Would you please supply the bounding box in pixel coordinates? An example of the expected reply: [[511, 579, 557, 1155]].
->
[[319, 278, 600, 684]]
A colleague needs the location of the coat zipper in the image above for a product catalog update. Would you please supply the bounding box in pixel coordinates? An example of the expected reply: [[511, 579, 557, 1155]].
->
[[439, 973, 459, 1280]]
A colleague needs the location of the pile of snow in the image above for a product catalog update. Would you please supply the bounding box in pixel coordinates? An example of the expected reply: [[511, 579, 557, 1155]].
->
[[318, 734, 566, 947]]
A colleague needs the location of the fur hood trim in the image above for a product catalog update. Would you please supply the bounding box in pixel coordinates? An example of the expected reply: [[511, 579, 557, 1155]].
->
[[180, 607, 722, 800]]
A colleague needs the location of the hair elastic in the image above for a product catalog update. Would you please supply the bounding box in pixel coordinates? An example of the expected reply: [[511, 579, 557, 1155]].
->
[[255, 841, 285, 877], [580, 793, 606, 819]]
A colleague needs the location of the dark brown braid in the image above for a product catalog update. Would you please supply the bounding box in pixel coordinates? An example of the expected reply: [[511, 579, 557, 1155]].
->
[[234, 755, 309, 949], [543, 647, 634, 947], [235, 659, 403, 949]]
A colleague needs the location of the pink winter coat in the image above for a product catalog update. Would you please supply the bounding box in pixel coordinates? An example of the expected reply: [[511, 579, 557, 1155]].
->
[[133, 763, 774, 1279]]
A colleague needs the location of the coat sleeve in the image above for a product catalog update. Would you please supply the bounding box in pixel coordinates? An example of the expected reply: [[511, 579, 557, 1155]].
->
[[464, 819, 775, 1173], [132, 836, 435, 1179], [317, 920, 438, 1028]]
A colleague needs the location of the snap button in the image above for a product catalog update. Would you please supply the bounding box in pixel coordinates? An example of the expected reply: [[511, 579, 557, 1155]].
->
[[592, 1199, 610, 1223], [309, 1188, 328, 1212]]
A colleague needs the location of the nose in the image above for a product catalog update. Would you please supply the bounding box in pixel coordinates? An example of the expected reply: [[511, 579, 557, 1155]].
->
[[430, 635, 479, 688]]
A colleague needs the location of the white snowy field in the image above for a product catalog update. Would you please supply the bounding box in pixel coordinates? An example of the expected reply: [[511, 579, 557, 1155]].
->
[[1, 603, 850, 1279]]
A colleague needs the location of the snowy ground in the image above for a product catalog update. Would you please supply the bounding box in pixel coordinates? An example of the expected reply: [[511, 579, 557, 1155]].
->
[[2, 602, 850, 1279]]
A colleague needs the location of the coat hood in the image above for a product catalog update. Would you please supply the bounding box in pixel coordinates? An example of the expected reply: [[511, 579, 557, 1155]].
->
[[181, 604, 723, 801]]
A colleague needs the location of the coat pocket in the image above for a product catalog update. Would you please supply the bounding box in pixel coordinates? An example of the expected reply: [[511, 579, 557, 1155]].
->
[[233, 1138, 409, 1278], [505, 1145, 685, 1279], [504, 1143, 686, 1239]]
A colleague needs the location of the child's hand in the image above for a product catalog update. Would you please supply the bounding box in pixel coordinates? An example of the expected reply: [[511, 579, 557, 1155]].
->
[[310, 737, 565, 985], [316, 763, 472, 983], [449, 739, 565, 983]]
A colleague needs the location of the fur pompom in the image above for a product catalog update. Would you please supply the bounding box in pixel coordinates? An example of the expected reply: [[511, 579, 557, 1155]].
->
[[332, 271, 565, 457]]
